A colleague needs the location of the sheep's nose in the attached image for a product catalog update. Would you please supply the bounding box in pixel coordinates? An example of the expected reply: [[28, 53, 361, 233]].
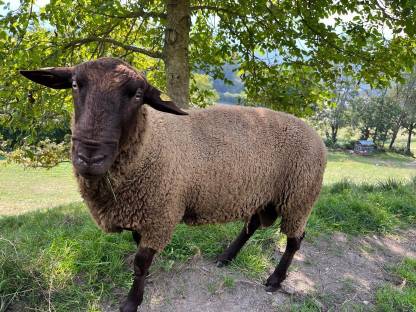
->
[[77, 152, 105, 165]]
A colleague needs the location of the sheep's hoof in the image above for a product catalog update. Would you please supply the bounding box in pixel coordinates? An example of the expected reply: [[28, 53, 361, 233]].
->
[[265, 283, 280, 293], [216, 260, 230, 267], [264, 278, 282, 293], [119, 300, 139, 312]]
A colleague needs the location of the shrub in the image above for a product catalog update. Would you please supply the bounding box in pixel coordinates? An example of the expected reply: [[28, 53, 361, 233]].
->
[[1, 137, 70, 169]]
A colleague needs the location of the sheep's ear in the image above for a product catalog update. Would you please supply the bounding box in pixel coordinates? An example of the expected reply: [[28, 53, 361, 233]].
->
[[19, 67, 73, 89], [144, 84, 188, 115]]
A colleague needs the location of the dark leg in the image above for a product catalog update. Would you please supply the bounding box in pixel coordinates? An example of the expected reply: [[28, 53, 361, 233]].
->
[[216, 214, 261, 267], [265, 232, 305, 292], [132, 231, 141, 246], [120, 247, 156, 312]]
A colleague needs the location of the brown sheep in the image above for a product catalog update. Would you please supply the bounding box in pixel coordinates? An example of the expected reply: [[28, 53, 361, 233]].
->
[[20, 57, 326, 312]]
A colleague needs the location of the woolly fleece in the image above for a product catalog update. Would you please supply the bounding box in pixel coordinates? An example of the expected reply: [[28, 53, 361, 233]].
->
[[76, 104, 326, 252]]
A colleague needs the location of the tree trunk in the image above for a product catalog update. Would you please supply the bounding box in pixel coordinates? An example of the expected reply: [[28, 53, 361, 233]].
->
[[164, 0, 190, 108], [389, 113, 405, 150], [361, 127, 370, 140], [330, 124, 338, 145], [389, 128, 399, 150], [406, 124, 415, 155]]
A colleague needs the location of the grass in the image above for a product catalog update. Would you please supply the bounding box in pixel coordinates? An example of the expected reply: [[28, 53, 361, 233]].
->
[[324, 151, 415, 184], [1, 151, 415, 215], [0, 152, 415, 310], [309, 178, 416, 235], [0, 161, 80, 215], [375, 257, 416, 311]]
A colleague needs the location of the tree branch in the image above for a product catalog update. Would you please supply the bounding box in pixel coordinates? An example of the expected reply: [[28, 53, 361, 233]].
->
[[375, 0, 400, 22], [64, 37, 163, 59], [190, 5, 244, 17], [85, 7, 166, 19]]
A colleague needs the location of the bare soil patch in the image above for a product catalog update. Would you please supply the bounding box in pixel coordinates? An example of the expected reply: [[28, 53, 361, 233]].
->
[[103, 228, 416, 311]]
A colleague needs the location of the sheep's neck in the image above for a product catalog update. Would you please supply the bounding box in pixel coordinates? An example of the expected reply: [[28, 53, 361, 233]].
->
[[75, 106, 152, 232], [110, 105, 148, 181]]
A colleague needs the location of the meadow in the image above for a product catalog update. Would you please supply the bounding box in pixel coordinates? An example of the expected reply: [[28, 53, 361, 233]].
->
[[0, 151, 415, 311]]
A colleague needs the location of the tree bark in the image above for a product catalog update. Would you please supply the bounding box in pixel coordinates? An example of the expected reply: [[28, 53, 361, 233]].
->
[[330, 123, 338, 145], [389, 113, 405, 150], [406, 124, 415, 155], [164, 0, 191, 108]]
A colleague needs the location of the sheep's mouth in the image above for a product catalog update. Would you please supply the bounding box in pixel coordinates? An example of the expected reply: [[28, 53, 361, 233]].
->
[[71, 137, 118, 179], [72, 157, 112, 179]]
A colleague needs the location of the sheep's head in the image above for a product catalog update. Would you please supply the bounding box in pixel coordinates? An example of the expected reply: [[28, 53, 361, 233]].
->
[[20, 57, 187, 179]]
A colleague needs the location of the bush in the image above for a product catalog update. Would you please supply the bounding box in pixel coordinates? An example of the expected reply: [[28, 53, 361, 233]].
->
[[1, 137, 70, 169], [390, 146, 415, 158]]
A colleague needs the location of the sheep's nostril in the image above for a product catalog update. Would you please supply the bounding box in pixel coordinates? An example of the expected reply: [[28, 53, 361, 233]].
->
[[77, 152, 89, 164], [91, 154, 105, 164], [77, 153, 105, 165]]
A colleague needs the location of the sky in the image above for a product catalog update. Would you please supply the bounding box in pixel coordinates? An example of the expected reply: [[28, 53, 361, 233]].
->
[[1, 0, 50, 15]]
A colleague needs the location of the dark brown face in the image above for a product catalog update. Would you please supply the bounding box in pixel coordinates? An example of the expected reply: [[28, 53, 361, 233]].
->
[[20, 57, 187, 179]]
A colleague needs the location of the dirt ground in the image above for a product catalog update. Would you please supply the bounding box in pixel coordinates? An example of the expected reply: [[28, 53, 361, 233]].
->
[[104, 229, 416, 312]]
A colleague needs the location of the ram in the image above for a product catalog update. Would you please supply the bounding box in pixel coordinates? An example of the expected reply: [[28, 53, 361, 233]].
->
[[21, 57, 326, 312]]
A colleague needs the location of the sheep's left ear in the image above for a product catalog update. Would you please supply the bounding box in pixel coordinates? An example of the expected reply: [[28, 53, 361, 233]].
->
[[19, 67, 73, 89], [144, 84, 188, 115]]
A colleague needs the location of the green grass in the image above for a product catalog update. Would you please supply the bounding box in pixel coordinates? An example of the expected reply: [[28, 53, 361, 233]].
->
[[1, 179, 415, 310], [0, 152, 415, 310], [1, 151, 415, 215], [309, 179, 416, 235], [0, 204, 135, 311], [324, 151, 415, 184], [375, 257, 416, 311], [0, 161, 80, 215]]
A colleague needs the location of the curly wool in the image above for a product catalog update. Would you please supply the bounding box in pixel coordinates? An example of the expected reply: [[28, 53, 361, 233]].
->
[[76, 104, 326, 252]]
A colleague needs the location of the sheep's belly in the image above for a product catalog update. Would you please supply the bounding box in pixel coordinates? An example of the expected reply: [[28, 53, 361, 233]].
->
[[182, 202, 255, 226]]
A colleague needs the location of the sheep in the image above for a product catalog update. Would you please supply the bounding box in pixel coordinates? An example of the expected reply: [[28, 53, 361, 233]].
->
[[20, 57, 327, 312]]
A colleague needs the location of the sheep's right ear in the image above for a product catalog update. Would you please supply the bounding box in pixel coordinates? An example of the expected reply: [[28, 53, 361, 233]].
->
[[19, 67, 73, 89]]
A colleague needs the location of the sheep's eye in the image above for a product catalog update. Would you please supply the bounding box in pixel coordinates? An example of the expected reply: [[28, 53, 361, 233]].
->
[[72, 80, 78, 90]]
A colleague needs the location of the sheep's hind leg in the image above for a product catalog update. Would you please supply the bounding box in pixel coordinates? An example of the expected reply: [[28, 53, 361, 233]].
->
[[265, 232, 305, 292], [216, 214, 261, 267], [120, 247, 156, 312], [132, 231, 141, 246]]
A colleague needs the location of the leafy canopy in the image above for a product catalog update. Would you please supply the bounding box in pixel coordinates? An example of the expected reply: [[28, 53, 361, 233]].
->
[[1, 0, 416, 139]]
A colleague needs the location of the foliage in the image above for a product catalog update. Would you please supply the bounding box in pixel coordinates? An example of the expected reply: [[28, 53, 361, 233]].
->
[[190, 73, 219, 108], [1, 0, 416, 139], [1, 137, 70, 169], [242, 64, 332, 116], [310, 75, 357, 145]]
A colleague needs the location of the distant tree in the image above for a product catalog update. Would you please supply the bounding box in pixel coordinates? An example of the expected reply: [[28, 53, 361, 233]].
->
[[351, 91, 402, 147], [311, 75, 357, 146], [402, 113, 416, 155], [387, 84, 408, 150], [190, 74, 219, 108], [387, 71, 416, 154], [371, 94, 402, 147]]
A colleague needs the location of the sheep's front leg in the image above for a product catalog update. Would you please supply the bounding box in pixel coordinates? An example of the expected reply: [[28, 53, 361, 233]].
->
[[120, 247, 156, 312]]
